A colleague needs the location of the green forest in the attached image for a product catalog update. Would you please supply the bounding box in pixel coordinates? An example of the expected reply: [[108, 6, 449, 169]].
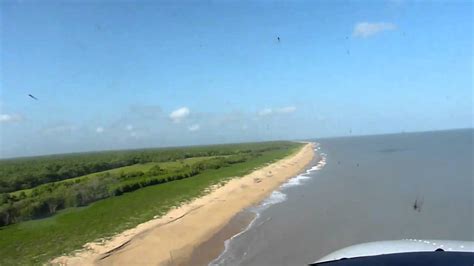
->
[[0, 141, 302, 265]]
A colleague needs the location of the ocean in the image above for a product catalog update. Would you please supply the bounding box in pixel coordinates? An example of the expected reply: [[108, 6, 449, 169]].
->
[[210, 129, 474, 266]]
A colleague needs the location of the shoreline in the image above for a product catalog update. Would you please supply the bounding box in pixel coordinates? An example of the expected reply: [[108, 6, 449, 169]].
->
[[203, 149, 323, 266], [179, 211, 256, 266], [52, 142, 315, 266]]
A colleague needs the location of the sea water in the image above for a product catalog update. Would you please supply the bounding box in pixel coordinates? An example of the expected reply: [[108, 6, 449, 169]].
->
[[210, 129, 473, 266]]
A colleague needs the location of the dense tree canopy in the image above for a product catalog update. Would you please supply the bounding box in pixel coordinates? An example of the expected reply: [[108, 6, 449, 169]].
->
[[0, 141, 299, 226]]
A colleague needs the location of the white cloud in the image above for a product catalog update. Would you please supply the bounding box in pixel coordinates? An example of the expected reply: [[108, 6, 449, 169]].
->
[[170, 107, 190, 123], [0, 113, 24, 123], [96, 127, 104, 133], [126, 124, 134, 131], [277, 106, 296, 114], [258, 106, 296, 116], [258, 108, 273, 116], [353, 22, 396, 38], [188, 124, 200, 132]]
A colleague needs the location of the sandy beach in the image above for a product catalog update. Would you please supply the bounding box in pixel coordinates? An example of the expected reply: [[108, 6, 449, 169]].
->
[[52, 142, 315, 266]]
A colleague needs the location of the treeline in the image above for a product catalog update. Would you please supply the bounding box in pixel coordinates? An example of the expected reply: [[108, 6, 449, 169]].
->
[[0, 142, 293, 193], [0, 152, 269, 226]]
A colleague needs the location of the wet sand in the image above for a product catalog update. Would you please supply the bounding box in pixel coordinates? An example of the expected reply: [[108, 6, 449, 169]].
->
[[52, 142, 315, 266], [180, 211, 256, 266]]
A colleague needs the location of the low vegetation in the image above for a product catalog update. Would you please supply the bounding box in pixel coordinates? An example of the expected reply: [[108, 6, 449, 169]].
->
[[0, 141, 302, 265], [0, 143, 286, 193]]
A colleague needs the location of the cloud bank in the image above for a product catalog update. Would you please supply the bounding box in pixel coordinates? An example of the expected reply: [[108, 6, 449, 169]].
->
[[1, 104, 305, 158]]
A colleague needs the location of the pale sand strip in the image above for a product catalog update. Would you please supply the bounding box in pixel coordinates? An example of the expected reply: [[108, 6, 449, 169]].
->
[[52, 142, 315, 266]]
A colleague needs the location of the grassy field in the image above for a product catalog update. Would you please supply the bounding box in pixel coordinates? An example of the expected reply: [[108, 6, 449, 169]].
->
[[0, 142, 302, 265], [9, 156, 216, 197]]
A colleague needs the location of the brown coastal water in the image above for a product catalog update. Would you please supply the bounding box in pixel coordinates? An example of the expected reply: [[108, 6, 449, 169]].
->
[[210, 129, 474, 266]]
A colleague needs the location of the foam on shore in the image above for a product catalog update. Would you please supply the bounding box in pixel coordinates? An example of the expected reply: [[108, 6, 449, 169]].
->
[[210, 143, 327, 265]]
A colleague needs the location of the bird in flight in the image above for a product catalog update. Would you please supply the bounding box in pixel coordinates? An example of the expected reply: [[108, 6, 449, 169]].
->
[[277, 36, 280, 43], [28, 94, 38, 100], [413, 196, 424, 212]]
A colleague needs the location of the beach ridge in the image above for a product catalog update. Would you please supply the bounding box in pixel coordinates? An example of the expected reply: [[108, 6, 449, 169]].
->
[[52, 142, 315, 266]]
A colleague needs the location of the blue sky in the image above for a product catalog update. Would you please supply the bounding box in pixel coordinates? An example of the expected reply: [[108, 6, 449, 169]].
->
[[0, 0, 472, 157]]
